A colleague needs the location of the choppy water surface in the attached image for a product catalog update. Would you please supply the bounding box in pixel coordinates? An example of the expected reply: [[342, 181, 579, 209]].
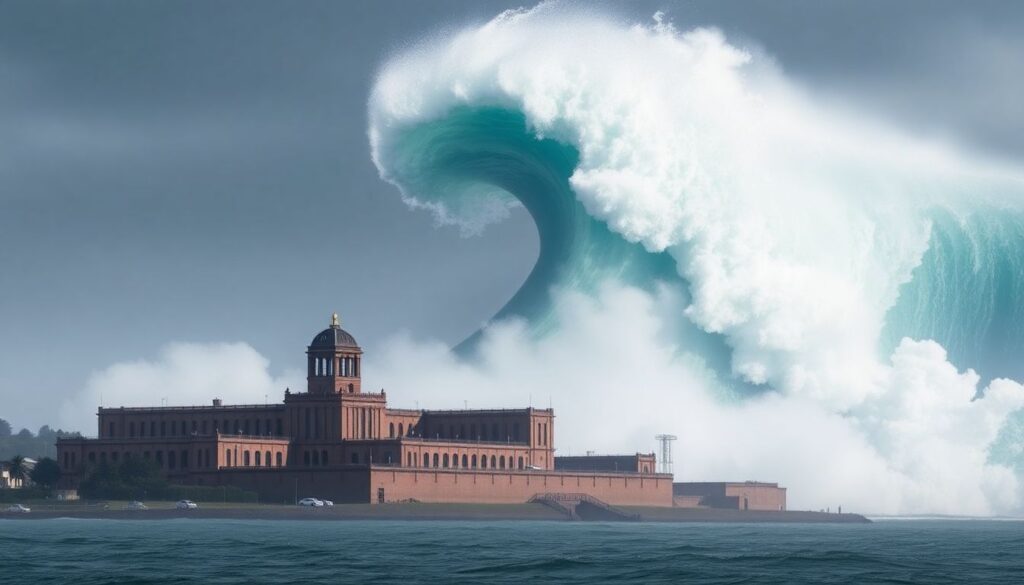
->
[[1, 519, 1022, 584]]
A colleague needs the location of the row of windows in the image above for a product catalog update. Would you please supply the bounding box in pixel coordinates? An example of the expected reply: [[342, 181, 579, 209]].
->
[[300, 450, 397, 466], [303, 449, 329, 466], [406, 452, 526, 470], [311, 355, 359, 377], [223, 449, 284, 468], [76, 448, 213, 470], [412, 422, 522, 442], [109, 418, 284, 439]]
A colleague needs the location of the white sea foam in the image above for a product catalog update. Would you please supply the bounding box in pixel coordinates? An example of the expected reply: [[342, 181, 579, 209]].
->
[[366, 3, 1024, 514]]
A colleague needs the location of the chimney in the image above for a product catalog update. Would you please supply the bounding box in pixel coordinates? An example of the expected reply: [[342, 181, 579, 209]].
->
[[212, 398, 223, 407]]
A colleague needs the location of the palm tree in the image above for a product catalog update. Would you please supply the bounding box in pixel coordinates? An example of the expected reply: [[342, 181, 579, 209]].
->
[[7, 455, 27, 487]]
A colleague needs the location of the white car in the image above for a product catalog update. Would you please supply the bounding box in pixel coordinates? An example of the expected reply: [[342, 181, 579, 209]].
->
[[176, 500, 198, 510], [298, 497, 324, 507], [126, 501, 148, 510], [321, 500, 334, 507], [5, 504, 30, 513]]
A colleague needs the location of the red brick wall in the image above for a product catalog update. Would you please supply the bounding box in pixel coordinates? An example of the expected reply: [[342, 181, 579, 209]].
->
[[370, 468, 673, 507], [724, 484, 787, 511]]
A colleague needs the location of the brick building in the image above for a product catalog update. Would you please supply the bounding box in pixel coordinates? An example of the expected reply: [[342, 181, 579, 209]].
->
[[673, 482, 787, 511], [57, 315, 672, 506]]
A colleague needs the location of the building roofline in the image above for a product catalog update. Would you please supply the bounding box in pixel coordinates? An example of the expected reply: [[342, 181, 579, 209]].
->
[[98, 404, 286, 413]]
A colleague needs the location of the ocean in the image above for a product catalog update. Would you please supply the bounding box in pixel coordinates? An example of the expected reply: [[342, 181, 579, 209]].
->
[[1, 519, 1021, 584]]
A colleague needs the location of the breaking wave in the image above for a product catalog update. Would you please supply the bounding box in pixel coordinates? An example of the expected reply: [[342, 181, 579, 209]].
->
[[367, 4, 1024, 514]]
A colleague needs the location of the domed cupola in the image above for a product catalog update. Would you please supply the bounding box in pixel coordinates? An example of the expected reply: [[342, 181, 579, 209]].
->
[[306, 313, 363, 394], [310, 316, 360, 349]]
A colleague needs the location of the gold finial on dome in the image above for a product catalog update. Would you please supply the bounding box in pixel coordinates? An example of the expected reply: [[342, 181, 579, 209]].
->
[[331, 312, 340, 327]]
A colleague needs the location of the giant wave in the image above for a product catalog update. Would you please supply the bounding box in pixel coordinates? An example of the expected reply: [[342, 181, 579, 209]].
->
[[367, 5, 1024, 514]]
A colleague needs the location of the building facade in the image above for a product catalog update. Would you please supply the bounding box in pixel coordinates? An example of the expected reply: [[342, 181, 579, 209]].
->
[[57, 315, 672, 506], [673, 482, 787, 511]]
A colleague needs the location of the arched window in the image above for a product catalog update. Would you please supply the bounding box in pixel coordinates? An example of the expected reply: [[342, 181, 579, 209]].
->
[[389, 423, 395, 438], [490, 455, 496, 468], [348, 383, 354, 393], [351, 452, 359, 464], [423, 453, 429, 467], [518, 457, 524, 470], [471, 454, 478, 468], [242, 451, 250, 467], [451, 453, 458, 468], [481, 455, 487, 469], [398, 423, 404, 437], [462, 454, 469, 468], [322, 450, 328, 465], [275, 452, 283, 467], [442, 454, 449, 468], [255, 451, 261, 466], [433, 453, 439, 467], [224, 450, 230, 467], [408, 453, 413, 467], [265, 451, 271, 467], [499, 456, 505, 469]]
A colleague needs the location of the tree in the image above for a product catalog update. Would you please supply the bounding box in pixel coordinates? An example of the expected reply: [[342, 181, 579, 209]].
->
[[8, 455, 27, 483], [79, 458, 167, 500], [0, 418, 11, 438], [30, 457, 61, 489], [16, 428, 32, 439]]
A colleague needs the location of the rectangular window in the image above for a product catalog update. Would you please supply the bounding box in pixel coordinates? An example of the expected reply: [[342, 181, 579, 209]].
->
[[108, 422, 115, 437], [160, 421, 166, 437]]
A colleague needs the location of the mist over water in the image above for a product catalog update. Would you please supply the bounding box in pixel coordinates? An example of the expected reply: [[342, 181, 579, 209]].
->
[[367, 4, 1024, 515]]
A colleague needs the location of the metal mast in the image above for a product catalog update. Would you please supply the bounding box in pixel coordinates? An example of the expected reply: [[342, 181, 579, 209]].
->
[[655, 434, 677, 475]]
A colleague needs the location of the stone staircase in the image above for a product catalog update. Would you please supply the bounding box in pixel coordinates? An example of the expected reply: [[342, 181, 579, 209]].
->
[[529, 493, 641, 522]]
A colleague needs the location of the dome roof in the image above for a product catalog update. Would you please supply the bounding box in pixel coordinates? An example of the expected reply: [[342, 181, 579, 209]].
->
[[309, 313, 359, 349]]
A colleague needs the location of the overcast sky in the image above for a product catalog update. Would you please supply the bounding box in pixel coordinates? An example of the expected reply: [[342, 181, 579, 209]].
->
[[3, 0, 1023, 432]]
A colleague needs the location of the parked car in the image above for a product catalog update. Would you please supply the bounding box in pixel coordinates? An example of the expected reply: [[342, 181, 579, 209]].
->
[[5, 504, 30, 513], [126, 501, 148, 510], [298, 497, 324, 507], [321, 500, 334, 507], [176, 500, 198, 510]]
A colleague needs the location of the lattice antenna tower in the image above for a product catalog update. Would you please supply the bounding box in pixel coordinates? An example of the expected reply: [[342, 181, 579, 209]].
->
[[655, 434, 677, 475]]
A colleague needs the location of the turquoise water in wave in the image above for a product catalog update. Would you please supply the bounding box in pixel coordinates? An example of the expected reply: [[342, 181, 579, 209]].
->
[[2, 519, 1022, 584]]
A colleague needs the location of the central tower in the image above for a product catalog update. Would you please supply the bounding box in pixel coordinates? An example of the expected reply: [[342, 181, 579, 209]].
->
[[306, 313, 362, 394]]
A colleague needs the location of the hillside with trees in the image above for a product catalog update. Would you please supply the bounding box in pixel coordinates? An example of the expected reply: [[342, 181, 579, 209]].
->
[[0, 418, 81, 460]]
